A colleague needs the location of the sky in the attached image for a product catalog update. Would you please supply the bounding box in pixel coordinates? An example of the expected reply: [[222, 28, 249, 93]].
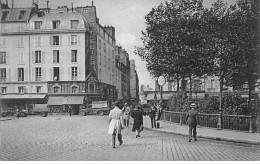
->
[[10, 0, 237, 90]]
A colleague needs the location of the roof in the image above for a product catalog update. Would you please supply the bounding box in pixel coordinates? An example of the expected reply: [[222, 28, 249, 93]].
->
[[28, 12, 90, 31], [0, 8, 32, 22]]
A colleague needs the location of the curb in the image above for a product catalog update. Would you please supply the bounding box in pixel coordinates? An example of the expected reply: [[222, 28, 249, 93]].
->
[[144, 127, 260, 145], [0, 118, 13, 121]]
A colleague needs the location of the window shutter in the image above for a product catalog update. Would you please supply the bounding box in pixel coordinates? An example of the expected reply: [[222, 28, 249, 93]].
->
[[32, 51, 35, 64], [68, 67, 71, 81], [6, 52, 10, 64], [41, 51, 45, 63], [60, 36, 63, 45], [50, 67, 53, 81], [60, 67, 63, 81], [7, 68, 11, 82], [14, 68, 17, 81], [41, 67, 45, 81], [77, 67, 81, 80], [68, 35, 71, 45], [25, 68, 28, 81], [49, 36, 53, 45], [38, 36, 41, 46], [31, 67, 35, 81], [77, 35, 80, 45], [3, 38, 6, 48]]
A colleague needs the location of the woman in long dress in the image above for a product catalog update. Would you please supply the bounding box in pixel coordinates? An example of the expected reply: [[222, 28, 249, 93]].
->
[[131, 104, 145, 138]]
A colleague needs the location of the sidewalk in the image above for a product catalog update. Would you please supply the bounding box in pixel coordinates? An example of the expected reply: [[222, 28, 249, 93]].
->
[[143, 116, 260, 145]]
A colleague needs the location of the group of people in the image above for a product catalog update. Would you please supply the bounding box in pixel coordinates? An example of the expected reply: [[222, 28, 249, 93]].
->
[[108, 101, 200, 148], [108, 101, 146, 148]]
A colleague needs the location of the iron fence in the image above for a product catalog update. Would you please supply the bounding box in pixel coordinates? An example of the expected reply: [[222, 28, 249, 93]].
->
[[162, 110, 259, 133]]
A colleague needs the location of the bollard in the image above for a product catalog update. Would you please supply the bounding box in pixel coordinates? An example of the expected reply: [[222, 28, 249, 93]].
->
[[217, 111, 222, 130], [249, 113, 253, 133], [156, 122, 160, 128]]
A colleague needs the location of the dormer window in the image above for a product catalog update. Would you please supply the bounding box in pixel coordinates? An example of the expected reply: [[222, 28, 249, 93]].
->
[[52, 21, 60, 29], [1, 11, 9, 20], [35, 21, 41, 30], [19, 10, 26, 20], [71, 20, 79, 29]]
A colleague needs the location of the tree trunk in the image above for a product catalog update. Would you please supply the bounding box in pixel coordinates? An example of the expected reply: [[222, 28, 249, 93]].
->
[[176, 73, 180, 91], [189, 73, 192, 98]]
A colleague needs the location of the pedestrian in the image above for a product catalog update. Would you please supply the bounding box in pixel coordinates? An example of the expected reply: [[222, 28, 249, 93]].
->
[[108, 101, 124, 148], [148, 105, 157, 128], [68, 105, 72, 117], [156, 101, 163, 121], [185, 103, 200, 142], [15, 107, 20, 119], [123, 103, 131, 127], [131, 104, 145, 138]]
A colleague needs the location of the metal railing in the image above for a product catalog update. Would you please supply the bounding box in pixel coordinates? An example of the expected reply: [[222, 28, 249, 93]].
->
[[162, 110, 259, 133]]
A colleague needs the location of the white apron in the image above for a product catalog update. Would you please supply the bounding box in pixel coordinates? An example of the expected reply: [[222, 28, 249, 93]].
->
[[108, 106, 124, 134]]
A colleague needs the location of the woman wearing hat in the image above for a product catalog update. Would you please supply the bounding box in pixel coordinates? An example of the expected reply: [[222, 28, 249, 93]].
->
[[131, 104, 145, 138], [185, 103, 200, 142]]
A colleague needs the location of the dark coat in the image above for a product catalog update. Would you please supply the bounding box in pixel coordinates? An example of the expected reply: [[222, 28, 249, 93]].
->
[[185, 109, 199, 126], [131, 109, 144, 132]]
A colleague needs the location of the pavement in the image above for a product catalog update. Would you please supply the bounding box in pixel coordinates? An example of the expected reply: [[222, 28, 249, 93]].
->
[[1, 115, 260, 145], [143, 116, 260, 145]]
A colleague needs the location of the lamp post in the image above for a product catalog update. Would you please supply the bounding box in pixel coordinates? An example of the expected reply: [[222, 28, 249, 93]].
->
[[157, 75, 166, 103]]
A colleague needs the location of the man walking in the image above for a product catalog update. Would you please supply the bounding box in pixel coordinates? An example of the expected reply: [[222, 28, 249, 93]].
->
[[123, 103, 131, 127], [108, 101, 124, 148], [185, 103, 200, 142], [68, 105, 72, 117], [148, 105, 157, 128]]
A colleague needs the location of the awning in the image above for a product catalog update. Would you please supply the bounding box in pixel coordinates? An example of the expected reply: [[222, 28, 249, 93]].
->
[[65, 96, 84, 105], [0, 94, 46, 99], [146, 93, 174, 100], [47, 97, 66, 105]]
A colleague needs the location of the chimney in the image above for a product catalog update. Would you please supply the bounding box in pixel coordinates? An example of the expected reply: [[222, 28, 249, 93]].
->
[[92, 1, 93, 6], [71, 3, 73, 12], [6, 0, 8, 7], [47, 0, 49, 9], [12, 0, 13, 8]]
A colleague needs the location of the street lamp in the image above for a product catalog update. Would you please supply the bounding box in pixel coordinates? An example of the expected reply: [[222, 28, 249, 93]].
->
[[157, 75, 166, 103]]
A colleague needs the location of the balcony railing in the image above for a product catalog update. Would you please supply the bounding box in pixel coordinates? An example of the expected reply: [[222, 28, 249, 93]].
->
[[162, 111, 259, 133]]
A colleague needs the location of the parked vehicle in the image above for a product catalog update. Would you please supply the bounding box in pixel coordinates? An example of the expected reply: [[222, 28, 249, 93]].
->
[[30, 104, 49, 117], [80, 101, 109, 116], [1, 108, 27, 117]]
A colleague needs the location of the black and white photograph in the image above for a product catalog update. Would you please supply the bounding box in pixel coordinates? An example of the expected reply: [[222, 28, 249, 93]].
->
[[0, 0, 259, 161]]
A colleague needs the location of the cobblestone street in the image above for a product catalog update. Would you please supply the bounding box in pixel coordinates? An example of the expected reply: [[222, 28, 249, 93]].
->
[[0, 115, 259, 161]]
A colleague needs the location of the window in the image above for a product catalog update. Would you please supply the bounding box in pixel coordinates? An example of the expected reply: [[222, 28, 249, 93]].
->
[[0, 52, 6, 64], [53, 36, 59, 45], [104, 43, 106, 52], [35, 21, 41, 29], [17, 37, 24, 47], [89, 82, 95, 93], [71, 35, 78, 45], [71, 67, 77, 80], [72, 86, 77, 93], [99, 39, 101, 49], [53, 50, 59, 63], [52, 21, 60, 29], [18, 68, 24, 81], [71, 50, 77, 63], [35, 51, 41, 63], [0, 68, 6, 82], [1, 11, 8, 20], [54, 86, 60, 93], [71, 20, 79, 29], [53, 67, 59, 81], [36, 67, 42, 81], [99, 53, 101, 65], [19, 10, 26, 20], [36, 86, 41, 93], [211, 79, 214, 88], [1, 87, 6, 94], [18, 87, 24, 94]]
